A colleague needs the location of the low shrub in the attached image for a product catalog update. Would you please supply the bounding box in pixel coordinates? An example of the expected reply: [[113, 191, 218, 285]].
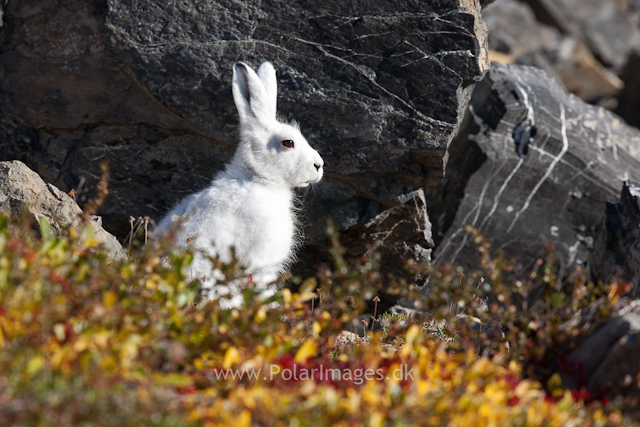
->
[[0, 214, 635, 426]]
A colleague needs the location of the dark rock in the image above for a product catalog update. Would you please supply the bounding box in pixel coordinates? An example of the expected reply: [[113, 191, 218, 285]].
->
[[521, 0, 640, 71], [615, 53, 640, 129], [0, 0, 490, 274], [431, 63, 640, 272], [483, 0, 623, 102], [298, 189, 434, 308], [553, 41, 624, 103], [591, 181, 640, 294], [484, 0, 559, 60], [0, 160, 123, 258], [340, 189, 434, 281], [565, 301, 640, 400]]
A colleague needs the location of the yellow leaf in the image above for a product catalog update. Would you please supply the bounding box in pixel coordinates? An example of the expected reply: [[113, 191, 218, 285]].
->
[[387, 363, 402, 384], [312, 321, 321, 338], [299, 277, 317, 295], [466, 348, 476, 366], [294, 338, 317, 363], [369, 412, 385, 427], [281, 288, 292, 304], [401, 324, 422, 356], [27, 355, 44, 375], [593, 409, 606, 423], [94, 331, 110, 349], [547, 372, 563, 397], [237, 410, 251, 427], [103, 291, 117, 308], [74, 337, 89, 352], [299, 291, 316, 303], [53, 324, 66, 342], [298, 277, 317, 301], [405, 324, 421, 345], [508, 359, 521, 376], [254, 305, 267, 323], [223, 346, 241, 369], [120, 334, 142, 370], [188, 409, 201, 422], [84, 236, 100, 248]]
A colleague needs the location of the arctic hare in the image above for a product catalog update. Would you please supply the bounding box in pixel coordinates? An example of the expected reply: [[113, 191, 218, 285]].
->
[[156, 61, 324, 307]]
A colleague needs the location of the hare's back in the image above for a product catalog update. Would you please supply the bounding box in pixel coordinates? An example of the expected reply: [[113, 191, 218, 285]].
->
[[166, 177, 295, 274]]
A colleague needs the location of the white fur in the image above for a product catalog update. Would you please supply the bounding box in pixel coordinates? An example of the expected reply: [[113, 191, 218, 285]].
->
[[156, 61, 324, 308]]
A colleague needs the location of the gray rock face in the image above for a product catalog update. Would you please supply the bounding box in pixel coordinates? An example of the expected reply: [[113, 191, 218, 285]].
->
[[0, 0, 489, 270], [591, 181, 640, 294], [432, 63, 640, 272], [483, 0, 559, 61], [0, 160, 123, 258], [521, 0, 640, 71], [341, 189, 434, 280], [482, 0, 640, 130], [483, 0, 624, 102]]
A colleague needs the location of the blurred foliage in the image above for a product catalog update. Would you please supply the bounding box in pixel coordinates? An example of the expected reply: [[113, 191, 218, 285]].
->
[[0, 212, 637, 426]]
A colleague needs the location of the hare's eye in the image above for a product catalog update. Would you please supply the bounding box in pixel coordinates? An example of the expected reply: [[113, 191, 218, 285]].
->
[[282, 140, 294, 148]]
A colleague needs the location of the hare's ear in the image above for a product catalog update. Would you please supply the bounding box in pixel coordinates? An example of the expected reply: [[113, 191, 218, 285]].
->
[[257, 62, 277, 119], [232, 62, 272, 125]]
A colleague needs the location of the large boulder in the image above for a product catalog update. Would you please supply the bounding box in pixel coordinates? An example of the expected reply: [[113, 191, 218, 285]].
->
[[340, 189, 434, 278], [431, 63, 640, 272], [0, 0, 489, 275], [482, 0, 623, 102], [0, 160, 123, 257], [520, 0, 640, 71], [512, 0, 640, 127]]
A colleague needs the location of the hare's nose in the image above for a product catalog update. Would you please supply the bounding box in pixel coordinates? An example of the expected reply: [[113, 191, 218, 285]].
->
[[314, 163, 322, 171]]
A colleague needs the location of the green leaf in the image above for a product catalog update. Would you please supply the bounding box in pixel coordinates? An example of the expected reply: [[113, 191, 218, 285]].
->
[[38, 217, 51, 238], [152, 372, 193, 388], [551, 292, 565, 309]]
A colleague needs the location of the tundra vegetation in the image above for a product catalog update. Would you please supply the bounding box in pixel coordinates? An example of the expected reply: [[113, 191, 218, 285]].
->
[[0, 208, 638, 426]]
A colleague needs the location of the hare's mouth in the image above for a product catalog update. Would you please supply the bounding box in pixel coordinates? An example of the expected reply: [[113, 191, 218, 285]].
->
[[297, 178, 321, 188]]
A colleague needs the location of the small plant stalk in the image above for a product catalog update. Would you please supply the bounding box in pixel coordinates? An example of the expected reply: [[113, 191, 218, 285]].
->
[[128, 216, 135, 255], [186, 237, 194, 281], [371, 296, 380, 333], [143, 216, 150, 245]]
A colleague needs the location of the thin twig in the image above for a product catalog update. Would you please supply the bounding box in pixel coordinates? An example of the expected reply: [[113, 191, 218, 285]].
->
[[128, 216, 135, 255], [371, 296, 380, 333], [143, 216, 150, 245], [186, 237, 194, 281]]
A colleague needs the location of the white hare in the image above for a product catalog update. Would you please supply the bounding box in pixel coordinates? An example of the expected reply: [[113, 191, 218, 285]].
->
[[156, 61, 324, 307]]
